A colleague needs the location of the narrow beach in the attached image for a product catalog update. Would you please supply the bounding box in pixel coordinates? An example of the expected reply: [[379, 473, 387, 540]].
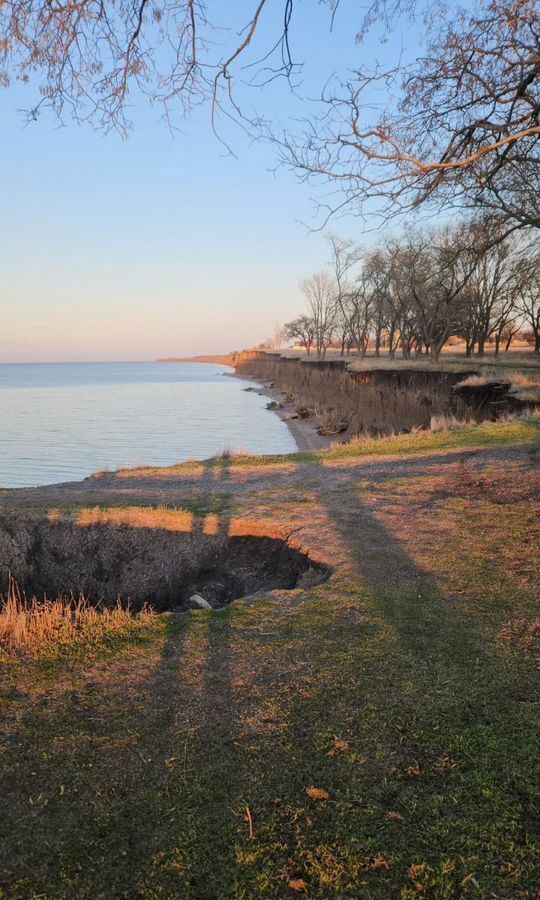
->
[[229, 371, 340, 452]]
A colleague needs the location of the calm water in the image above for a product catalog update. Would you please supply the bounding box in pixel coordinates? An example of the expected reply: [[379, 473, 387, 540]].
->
[[0, 362, 297, 488]]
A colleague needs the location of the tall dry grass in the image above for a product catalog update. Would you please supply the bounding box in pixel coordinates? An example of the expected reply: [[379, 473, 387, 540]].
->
[[329, 406, 540, 449], [455, 374, 488, 388], [428, 407, 539, 432], [429, 413, 475, 432], [0, 577, 156, 656]]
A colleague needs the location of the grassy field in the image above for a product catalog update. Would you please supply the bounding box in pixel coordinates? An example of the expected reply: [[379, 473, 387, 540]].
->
[[275, 347, 540, 383], [279, 347, 540, 372], [1, 418, 539, 898]]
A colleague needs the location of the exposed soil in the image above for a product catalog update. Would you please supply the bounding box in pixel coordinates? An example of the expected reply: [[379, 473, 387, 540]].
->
[[235, 353, 536, 442], [0, 516, 330, 611]]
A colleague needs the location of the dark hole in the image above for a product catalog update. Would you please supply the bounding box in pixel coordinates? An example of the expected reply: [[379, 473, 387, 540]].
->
[[0, 517, 331, 611]]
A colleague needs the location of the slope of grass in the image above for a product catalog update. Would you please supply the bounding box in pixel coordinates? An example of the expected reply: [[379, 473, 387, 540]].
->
[[105, 415, 540, 478]]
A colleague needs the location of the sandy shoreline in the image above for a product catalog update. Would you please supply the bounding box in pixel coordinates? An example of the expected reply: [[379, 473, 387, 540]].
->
[[227, 371, 340, 453]]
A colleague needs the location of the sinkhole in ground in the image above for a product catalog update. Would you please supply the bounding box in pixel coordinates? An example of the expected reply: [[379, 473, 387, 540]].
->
[[0, 517, 330, 611]]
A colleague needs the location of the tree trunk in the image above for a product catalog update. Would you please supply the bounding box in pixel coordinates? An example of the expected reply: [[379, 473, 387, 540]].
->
[[494, 334, 501, 356], [388, 328, 395, 359], [477, 338, 485, 357], [375, 328, 381, 358]]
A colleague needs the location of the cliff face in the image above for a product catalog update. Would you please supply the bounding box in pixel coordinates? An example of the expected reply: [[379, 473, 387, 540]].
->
[[235, 353, 525, 434]]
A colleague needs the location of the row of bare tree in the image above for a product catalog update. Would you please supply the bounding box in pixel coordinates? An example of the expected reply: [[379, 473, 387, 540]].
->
[[284, 221, 540, 362]]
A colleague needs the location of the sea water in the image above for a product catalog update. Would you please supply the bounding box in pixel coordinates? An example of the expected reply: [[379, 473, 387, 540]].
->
[[0, 361, 296, 488]]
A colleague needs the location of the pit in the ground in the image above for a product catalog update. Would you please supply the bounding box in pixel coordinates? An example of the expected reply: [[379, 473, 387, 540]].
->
[[0, 516, 330, 611]]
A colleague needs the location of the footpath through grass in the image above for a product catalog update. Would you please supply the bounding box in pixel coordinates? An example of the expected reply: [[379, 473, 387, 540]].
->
[[0, 418, 539, 898]]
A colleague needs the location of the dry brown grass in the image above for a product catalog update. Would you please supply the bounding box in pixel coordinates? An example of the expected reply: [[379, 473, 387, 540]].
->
[[516, 404, 540, 418], [509, 372, 538, 387], [498, 617, 540, 661], [0, 578, 156, 656], [455, 374, 489, 388], [429, 413, 475, 432], [74, 505, 195, 531], [514, 391, 540, 404], [327, 407, 540, 450], [430, 408, 540, 432], [329, 413, 475, 447], [281, 385, 296, 404]]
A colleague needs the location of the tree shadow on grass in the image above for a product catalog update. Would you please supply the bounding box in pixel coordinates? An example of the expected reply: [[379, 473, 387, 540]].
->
[[317, 471, 480, 663], [245, 466, 540, 895]]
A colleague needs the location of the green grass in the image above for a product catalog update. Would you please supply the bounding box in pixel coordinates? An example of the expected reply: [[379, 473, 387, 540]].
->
[[321, 416, 540, 461]]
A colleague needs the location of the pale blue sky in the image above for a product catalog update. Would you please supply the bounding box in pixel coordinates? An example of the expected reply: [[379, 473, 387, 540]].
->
[[1, 2, 416, 362]]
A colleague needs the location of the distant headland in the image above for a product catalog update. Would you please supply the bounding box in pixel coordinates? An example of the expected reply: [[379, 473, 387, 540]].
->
[[156, 354, 236, 366]]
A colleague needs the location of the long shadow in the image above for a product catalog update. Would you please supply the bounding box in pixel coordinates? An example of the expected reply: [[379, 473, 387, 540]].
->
[[87, 455, 239, 897], [0, 438, 316, 899], [321, 486, 478, 663], [174, 455, 241, 897], [190, 454, 233, 537], [0, 613, 192, 897]]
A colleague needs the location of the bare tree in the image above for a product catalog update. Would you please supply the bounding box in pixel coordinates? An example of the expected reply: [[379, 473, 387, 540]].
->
[[279, 0, 540, 234], [283, 315, 316, 355], [326, 235, 362, 349], [283, 217, 539, 363], [363, 249, 390, 358], [300, 272, 337, 358], [272, 321, 285, 349], [333, 305, 353, 356], [455, 220, 518, 356], [395, 228, 477, 362], [0, 1, 306, 133], [493, 313, 521, 355], [347, 270, 375, 358], [515, 251, 540, 353], [2, 2, 538, 242]]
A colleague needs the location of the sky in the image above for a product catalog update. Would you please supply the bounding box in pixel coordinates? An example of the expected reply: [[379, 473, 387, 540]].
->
[[0, 1, 416, 363]]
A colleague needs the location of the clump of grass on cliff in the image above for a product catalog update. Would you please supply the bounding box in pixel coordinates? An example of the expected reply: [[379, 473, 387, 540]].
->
[[0, 579, 156, 657]]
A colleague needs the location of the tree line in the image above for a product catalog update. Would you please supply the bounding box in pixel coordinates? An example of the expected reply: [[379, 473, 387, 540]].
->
[[283, 220, 540, 362]]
